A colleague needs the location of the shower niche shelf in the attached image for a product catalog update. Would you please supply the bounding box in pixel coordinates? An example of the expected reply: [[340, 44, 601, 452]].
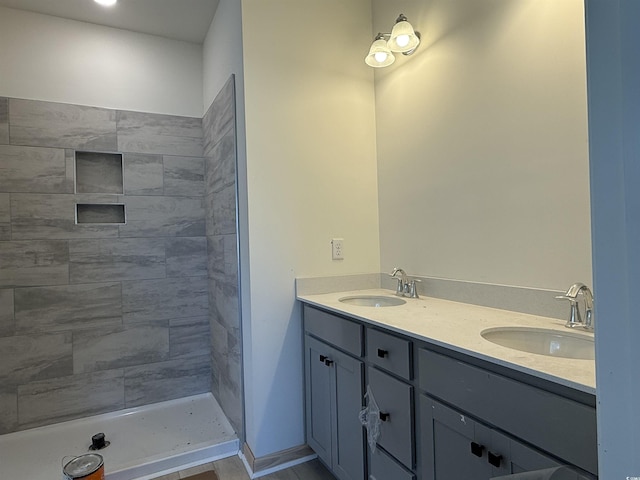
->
[[76, 204, 126, 224], [75, 151, 123, 194]]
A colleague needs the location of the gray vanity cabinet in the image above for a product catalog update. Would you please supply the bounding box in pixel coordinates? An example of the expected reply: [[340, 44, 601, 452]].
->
[[302, 303, 597, 480], [304, 306, 365, 480], [418, 348, 597, 477], [420, 396, 561, 480]]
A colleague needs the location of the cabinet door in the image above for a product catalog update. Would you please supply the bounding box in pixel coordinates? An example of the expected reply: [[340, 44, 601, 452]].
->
[[420, 396, 492, 480], [306, 335, 365, 480], [333, 347, 365, 480], [306, 335, 334, 467], [370, 447, 415, 480]]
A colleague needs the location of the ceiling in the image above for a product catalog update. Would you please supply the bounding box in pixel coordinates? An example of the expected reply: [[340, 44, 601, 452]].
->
[[0, 0, 220, 44]]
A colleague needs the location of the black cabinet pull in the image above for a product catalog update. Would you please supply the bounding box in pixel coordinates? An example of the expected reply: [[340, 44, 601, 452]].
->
[[470, 442, 484, 457], [377, 348, 389, 358], [379, 412, 390, 422], [319, 355, 327, 363], [324, 358, 334, 366], [488, 451, 502, 468]]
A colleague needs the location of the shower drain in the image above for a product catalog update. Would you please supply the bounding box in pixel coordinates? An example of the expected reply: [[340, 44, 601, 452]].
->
[[89, 432, 110, 451]]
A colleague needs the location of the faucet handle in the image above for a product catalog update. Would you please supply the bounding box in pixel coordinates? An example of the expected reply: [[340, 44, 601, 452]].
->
[[555, 294, 574, 302], [408, 279, 421, 298]]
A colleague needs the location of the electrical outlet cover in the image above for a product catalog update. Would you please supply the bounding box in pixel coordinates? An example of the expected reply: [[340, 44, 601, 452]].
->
[[332, 238, 344, 260]]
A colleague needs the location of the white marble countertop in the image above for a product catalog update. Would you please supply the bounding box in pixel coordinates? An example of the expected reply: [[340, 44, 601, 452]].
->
[[297, 288, 595, 395]]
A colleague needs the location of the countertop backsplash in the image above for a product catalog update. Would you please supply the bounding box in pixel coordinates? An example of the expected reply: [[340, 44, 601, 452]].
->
[[297, 273, 568, 321]]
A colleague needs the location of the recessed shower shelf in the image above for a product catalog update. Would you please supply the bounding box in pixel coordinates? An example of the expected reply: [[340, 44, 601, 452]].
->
[[75, 151, 123, 194], [76, 204, 126, 224]]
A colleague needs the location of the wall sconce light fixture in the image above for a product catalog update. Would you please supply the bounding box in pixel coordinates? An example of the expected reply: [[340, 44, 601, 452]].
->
[[365, 14, 421, 68]]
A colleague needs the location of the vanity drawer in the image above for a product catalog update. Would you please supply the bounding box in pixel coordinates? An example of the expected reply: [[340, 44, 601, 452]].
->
[[367, 328, 412, 380], [418, 348, 597, 475], [368, 366, 414, 469], [304, 305, 363, 357], [370, 447, 415, 480]]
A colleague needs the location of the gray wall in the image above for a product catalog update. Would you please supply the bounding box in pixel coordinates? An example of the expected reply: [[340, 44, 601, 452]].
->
[[585, 1, 640, 477], [0, 97, 211, 434], [203, 77, 243, 436]]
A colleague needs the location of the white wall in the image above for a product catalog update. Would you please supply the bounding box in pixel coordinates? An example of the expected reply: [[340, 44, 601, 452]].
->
[[240, 0, 379, 457], [0, 6, 203, 117], [203, 0, 244, 114], [374, 0, 592, 290]]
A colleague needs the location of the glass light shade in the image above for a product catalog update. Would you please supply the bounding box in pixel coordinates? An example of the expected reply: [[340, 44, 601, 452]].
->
[[388, 21, 420, 53], [365, 39, 395, 68]]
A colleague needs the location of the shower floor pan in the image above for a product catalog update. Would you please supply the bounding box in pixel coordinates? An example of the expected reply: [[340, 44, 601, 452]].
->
[[0, 393, 239, 480]]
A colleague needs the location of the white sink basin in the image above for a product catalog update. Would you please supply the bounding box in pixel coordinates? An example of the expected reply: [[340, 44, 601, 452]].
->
[[338, 295, 406, 307], [481, 327, 594, 360]]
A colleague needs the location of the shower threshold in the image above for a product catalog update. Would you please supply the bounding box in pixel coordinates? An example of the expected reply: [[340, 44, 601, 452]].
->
[[0, 392, 239, 480]]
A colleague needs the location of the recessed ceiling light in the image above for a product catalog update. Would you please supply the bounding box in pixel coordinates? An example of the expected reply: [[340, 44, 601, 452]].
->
[[94, 0, 117, 6]]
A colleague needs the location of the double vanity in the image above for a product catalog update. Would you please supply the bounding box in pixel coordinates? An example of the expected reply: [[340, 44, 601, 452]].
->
[[298, 286, 597, 480]]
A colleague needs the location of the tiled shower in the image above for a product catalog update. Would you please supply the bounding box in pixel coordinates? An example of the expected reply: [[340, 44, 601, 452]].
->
[[0, 76, 242, 438]]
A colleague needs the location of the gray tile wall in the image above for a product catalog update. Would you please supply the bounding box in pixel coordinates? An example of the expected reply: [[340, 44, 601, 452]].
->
[[9, 99, 118, 151], [123, 154, 164, 195], [0, 194, 10, 241], [204, 76, 243, 435], [18, 370, 125, 429], [0, 145, 73, 193], [10, 193, 120, 240], [0, 98, 211, 434], [124, 355, 211, 408], [0, 289, 14, 337], [117, 111, 203, 157], [122, 276, 209, 323], [14, 283, 122, 332], [0, 97, 8, 144]]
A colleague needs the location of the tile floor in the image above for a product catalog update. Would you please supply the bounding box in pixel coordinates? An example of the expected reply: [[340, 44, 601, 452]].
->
[[152, 455, 336, 480]]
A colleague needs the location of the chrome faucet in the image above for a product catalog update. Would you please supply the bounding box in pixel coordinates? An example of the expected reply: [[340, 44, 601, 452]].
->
[[390, 267, 420, 298], [390, 267, 408, 295], [556, 283, 594, 331]]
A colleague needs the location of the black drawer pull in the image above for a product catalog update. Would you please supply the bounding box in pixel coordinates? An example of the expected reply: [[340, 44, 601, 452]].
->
[[324, 358, 334, 366], [319, 355, 327, 363], [377, 348, 389, 358], [488, 451, 502, 468], [379, 412, 390, 422], [470, 442, 484, 457]]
